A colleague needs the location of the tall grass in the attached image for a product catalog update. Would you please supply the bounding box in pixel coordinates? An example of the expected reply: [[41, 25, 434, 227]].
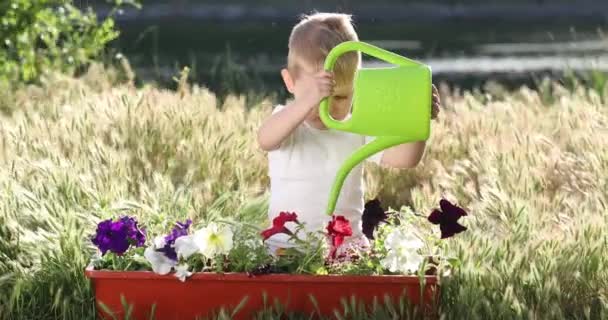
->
[[0, 69, 606, 319]]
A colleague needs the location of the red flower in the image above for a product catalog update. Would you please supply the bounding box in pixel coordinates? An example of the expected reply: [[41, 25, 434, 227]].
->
[[326, 215, 353, 259], [261, 212, 299, 240]]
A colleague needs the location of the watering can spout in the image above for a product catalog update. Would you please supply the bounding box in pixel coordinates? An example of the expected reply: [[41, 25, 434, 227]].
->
[[320, 41, 432, 215]]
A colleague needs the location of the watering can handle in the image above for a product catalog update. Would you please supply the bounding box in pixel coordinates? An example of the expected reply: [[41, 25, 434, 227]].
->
[[325, 135, 410, 215], [319, 41, 423, 129]]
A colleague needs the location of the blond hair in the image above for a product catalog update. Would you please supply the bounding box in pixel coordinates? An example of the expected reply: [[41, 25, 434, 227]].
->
[[287, 12, 361, 84]]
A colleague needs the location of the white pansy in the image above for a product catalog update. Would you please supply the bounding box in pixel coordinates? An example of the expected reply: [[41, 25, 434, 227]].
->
[[382, 250, 424, 274], [193, 222, 234, 258], [381, 250, 401, 273], [381, 229, 424, 274], [384, 229, 423, 252], [153, 236, 166, 248], [403, 251, 424, 273], [174, 264, 193, 282], [144, 246, 176, 275], [174, 235, 199, 260]]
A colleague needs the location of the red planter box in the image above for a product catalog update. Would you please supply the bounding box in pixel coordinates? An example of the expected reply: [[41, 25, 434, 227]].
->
[[85, 266, 439, 319]]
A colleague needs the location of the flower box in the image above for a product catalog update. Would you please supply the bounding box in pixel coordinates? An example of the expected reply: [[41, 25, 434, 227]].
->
[[85, 266, 439, 319], [85, 198, 467, 319]]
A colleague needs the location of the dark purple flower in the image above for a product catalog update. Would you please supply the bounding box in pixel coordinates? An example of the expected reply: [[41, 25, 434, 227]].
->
[[428, 199, 468, 239], [120, 216, 147, 247], [157, 219, 192, 261], [91, 219, 114, 255], [362, 199, 389, 240], [91, 216, 146, 256]]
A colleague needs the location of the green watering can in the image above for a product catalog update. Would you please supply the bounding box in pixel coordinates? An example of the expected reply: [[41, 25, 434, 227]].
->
[[319, 41, 432, 216]]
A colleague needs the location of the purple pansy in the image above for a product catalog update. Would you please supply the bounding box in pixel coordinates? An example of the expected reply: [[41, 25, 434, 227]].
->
[[92, 216, 146, 255], [120, 216, 147, 247], [157, 219, 192, 261]]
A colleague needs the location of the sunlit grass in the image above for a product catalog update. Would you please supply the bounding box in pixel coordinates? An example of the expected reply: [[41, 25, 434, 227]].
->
[[0, 68, 606, 319]]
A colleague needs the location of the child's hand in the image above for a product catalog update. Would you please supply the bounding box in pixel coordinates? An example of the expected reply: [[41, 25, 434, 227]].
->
[[293, 71, 334, 110], [257, 70, 334, 151], [431, 84, 441, 120]]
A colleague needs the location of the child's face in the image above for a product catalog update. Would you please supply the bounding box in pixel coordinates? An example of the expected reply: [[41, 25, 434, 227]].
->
[[305, 82, 353, 130]]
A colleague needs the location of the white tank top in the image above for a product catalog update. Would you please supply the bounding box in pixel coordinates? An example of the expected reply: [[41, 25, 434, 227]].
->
[[265, 104, 382, 247]]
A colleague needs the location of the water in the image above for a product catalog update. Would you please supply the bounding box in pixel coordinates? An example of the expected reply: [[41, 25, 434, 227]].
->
[[102, 3, 608, 97]]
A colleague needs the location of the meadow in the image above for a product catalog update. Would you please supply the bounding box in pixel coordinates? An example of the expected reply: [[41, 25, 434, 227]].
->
[[0, 67, 606, 319]]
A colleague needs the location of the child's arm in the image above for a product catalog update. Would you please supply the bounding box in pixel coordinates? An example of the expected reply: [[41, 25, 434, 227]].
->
[[379, 141, 427, 168], [257, 71, 334, 151], [378, 85, 441, 168], [257, 99, 314, 151]]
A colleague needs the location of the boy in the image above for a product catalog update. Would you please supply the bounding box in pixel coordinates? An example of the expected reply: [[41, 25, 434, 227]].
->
[[258, 13, 440, 252]]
